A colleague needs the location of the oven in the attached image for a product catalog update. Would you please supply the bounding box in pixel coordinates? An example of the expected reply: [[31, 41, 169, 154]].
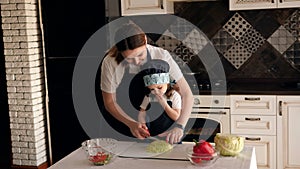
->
[[182, 95, 230, 143]]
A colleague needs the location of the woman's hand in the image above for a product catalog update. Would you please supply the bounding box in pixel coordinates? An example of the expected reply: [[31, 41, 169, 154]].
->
[[158, 127, 183, 144], [128, 121, 150, 139]]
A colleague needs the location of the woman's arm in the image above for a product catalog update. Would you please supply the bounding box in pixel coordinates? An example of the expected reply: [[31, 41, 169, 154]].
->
[[102, 91, 150, 138], [172, 77, 193, 127]]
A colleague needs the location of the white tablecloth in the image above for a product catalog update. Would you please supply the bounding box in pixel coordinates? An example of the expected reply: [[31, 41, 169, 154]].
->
[[48, 141, 257, 169]]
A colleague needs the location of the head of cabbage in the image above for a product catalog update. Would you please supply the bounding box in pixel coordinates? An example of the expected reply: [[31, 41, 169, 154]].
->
[[214, 133, 244, 156]]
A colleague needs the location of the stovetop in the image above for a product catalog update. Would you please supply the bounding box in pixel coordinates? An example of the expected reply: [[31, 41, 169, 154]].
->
[[189, 79, 300, 95]]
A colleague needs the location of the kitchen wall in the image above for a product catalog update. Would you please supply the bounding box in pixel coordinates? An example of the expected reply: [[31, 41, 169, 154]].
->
[[134, 1, 300, 83], [0, 17, 10, 168]]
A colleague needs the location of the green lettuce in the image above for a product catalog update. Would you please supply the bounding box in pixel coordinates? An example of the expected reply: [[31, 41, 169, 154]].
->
[[214, 133, 244, 156]]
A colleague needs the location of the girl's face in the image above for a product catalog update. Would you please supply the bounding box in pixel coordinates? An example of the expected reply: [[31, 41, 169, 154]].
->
[[147, 83, 168, 96], [121, 45, 147, 66]]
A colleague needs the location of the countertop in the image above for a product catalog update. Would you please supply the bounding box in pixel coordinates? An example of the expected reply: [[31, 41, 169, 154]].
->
[[47, 141, 257, 169]]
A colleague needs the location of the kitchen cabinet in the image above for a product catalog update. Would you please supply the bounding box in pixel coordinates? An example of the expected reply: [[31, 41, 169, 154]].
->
[[229, 0, 300, 10], [121, 0, 174, 16], [277, 96, 300, 169], [230, 95, 276, 169]]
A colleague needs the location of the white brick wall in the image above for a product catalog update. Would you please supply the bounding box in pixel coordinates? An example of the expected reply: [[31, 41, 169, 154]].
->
[[1, 0, 48, 167]]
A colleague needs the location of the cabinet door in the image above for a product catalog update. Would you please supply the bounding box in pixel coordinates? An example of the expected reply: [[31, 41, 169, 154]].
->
[[231, 115, 276, 135], [231, 95, 276, 115], [229, 0, 277, 10], [229, 0, 300, 10], [240, 135, 276, 169], [121, 0, 173, 16], [277, 96, 300, 169], [278, 0, 300, 8]]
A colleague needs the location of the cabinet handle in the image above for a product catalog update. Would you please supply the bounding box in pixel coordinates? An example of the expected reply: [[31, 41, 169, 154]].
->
[[272, 0, 275, 3], [244, 97, 260, 101], [245, 117, 261, 121], [279, 0, 282, 3], [245, 137, 261, 141], [279, 100, 282, 116], [195, 111, 227, 115], [160, 0, 164, 9]]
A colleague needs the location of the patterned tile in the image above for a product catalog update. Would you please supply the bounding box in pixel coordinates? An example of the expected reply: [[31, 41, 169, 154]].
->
[[211, 28, 236, 54], [267, 25, 296, 54], [240, 10, 281, 39], [172, 3, 300, 78], [146, 36, 156, 46], [239, 27, 266, 54], [182, 28, 208, 55], [283, 9, 300, 38], [155, 30, 181, 52], [224, 42, 252, 69], [223, 13, 252, 41], [172, 43, 197, 64], [168, 17, 195, 41], [284, 40, 300, 68]]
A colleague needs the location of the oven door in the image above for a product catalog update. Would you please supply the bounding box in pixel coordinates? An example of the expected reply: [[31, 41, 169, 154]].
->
[[182, 108, 230, 143]]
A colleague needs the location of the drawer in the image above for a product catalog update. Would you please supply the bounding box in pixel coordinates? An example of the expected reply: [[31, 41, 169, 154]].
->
[[231, 95, 276, 115], [239, 135, 276, 169], [231, 115, 276, 135], [193, 95, 230, 108]]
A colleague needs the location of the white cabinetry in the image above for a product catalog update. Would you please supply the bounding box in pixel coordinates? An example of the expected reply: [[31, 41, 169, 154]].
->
[[230, 0, 300, 11], [230, 95, 277, 169], [121, 0, 174, 16], [277, 96, 300, 169]]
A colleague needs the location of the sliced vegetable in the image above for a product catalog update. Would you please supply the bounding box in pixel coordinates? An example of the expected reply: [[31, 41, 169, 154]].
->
[[89, 152, 111, 165]]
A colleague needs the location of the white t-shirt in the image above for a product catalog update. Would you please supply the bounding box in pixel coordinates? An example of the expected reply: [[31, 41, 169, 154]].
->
[[101, 44, 183, 93], [140, 90, 182, 110]]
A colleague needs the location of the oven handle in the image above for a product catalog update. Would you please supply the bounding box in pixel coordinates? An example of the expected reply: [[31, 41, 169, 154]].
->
[[192, 111, 227, 115]]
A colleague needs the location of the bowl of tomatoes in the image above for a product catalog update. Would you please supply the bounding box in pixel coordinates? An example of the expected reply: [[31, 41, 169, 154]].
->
[[186, 139, 218, 166], [81, 138, 117, 166]]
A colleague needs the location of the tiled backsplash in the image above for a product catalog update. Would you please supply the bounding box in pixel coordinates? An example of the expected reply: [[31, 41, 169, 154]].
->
[[173, 2, 300, 80], [140, 2, 300, 81]]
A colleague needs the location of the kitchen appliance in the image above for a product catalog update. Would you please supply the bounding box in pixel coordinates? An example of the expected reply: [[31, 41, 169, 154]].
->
[[182, 95, 230, 143]]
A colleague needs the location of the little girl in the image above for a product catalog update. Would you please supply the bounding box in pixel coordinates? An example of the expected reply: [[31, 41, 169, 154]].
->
[[137, 60, 182, 136]]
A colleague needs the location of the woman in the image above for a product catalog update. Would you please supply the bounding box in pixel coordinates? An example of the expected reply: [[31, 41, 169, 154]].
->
[[100, 22, 193, 144]]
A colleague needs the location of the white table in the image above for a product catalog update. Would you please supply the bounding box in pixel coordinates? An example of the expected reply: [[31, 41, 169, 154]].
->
[[48, 141, 257, 169]]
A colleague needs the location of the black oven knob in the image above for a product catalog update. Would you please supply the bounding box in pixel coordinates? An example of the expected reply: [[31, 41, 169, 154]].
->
[[214, 99, 219, 104], [194, 98, 200, 105]]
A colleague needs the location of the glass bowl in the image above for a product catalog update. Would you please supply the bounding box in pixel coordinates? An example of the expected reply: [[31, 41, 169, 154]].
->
[[186, 147, 218, 166], [81, 138, 117, 166]]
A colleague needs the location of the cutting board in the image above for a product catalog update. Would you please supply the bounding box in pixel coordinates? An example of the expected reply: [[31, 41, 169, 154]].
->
[[116, 141, 191, 160]]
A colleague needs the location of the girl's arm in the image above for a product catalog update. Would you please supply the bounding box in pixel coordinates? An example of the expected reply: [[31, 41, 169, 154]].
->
[[155, 94, 180, 121], [138, 109, 147, 123]]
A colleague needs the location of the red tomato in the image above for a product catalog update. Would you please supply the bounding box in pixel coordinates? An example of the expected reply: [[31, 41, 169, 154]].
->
[[90, 152, 108, 163]]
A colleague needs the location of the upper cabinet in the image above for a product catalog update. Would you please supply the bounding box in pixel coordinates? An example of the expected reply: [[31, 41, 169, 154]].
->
[[229, 0, 300, 11], [121, 0, 174, 16]]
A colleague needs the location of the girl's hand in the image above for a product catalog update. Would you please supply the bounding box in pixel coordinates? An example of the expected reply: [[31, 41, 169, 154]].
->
[[155, 94, 167, 106]]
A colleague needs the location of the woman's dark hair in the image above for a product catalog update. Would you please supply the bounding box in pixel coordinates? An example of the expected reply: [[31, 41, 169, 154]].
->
[[106, 23, 147, 64]]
